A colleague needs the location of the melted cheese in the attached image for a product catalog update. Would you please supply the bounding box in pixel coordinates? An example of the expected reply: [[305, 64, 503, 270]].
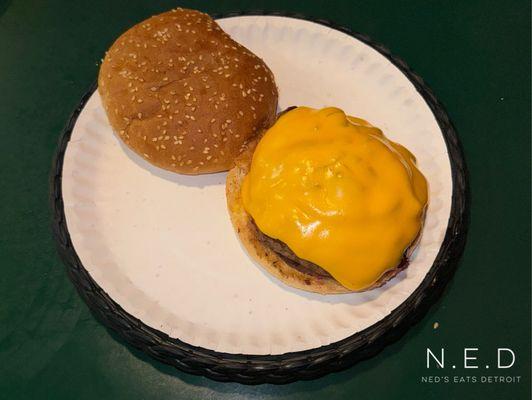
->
[[241, 107, 428, 291]]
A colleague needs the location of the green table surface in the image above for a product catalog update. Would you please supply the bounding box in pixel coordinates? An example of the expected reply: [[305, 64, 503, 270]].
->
[[0, 0, 530, 399]]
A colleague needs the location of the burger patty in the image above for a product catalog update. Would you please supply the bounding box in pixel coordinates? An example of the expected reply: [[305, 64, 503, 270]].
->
[[250, 219, 410, 282], [250, 220, 333, 278]]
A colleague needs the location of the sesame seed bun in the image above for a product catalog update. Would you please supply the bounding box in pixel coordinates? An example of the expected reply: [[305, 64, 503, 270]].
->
[[98, 8, 278, 174], [226, 134, 417, 295]]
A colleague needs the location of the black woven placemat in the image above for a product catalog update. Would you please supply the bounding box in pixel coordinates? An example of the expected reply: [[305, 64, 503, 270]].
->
[[50, 11, 469, 385]]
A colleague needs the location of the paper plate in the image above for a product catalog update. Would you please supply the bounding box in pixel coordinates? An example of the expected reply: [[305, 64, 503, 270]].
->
[[51, 12, 468, 384]]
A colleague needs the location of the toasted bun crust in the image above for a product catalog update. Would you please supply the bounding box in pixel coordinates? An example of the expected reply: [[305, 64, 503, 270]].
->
[[226, 137, 412, 295], [98, 8, 278, 174]]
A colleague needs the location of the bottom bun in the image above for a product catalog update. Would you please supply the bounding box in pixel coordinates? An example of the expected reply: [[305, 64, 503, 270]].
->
[[225, 141, 410, 295]]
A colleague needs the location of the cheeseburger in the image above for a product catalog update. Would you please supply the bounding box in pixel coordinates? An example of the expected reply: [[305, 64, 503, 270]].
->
[[227, 107, 429, 294]]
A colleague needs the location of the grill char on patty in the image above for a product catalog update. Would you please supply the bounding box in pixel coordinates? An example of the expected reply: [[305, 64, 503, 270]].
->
[[249, 220, 410, 285], [250, 220, 333, 278]]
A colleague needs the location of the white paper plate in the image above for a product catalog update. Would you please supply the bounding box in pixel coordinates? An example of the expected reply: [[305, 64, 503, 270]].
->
[[60, 15, 453, 356]]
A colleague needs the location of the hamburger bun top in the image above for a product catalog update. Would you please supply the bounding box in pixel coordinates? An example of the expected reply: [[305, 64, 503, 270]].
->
[[98, 8, 278, 174]]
